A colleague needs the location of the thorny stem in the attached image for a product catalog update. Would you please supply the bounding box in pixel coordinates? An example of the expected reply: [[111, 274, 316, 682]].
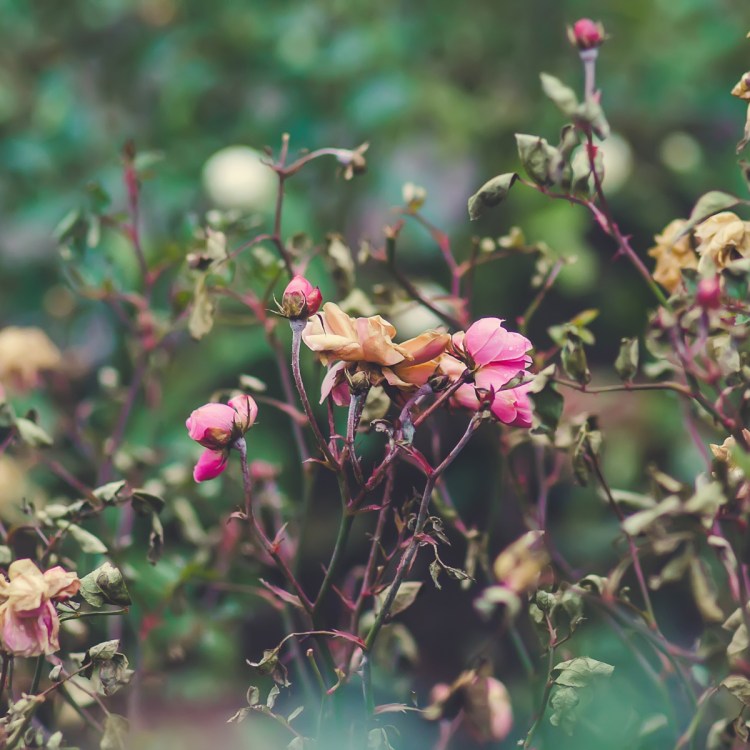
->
[[290, 319, 338, 468], [384, 223, 463, 330], [588, 445, 658, 626], [584, 128, 671, 310], [98, 353, 148, 484], [363, 417, 480, 656], [523, 615, 558, 749], [236, 438, 314, 616], [348, 469, 396, 660], [518, 259, 564, 335], [271, 134, 295, 277]]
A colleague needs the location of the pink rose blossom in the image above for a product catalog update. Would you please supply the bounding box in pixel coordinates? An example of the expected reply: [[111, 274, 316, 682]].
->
[[281, 275, 323, 319], [0, 559, 79, 657], [186, 395, 258, 482], [440, 318, 533, 428]]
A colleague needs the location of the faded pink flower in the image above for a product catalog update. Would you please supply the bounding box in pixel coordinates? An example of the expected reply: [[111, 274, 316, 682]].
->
[[281, 275, 323, 320], [0, 559, 79, 657], [186, 395, 258, 482], [440, 318, 533, 427]]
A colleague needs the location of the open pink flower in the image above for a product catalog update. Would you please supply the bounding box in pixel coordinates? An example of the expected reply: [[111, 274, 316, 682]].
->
[[186, 395, 258, 482], [440, 318, 533, 427], [281, 275, 323, 319], [0, 559, 79, 657]]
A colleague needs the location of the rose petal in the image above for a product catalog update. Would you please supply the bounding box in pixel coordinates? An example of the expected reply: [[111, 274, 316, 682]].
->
[[193, 449, 229, 482]]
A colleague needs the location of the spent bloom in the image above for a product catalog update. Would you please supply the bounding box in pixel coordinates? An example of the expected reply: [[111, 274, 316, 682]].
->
[[302, 302, 410, 366], [0, 327, 62, 392], [440, 318, 534, 428], [647, 219, 698, 293], [695, 211, 750, 272], [567, 18, 606, 50], [186, 395, 258, 482], [303, 303, 449, 404], [280, 275, 322, 320], [0, 559, 80, 657], [425, 670, 513, 743], [731, 72, 750, 101]]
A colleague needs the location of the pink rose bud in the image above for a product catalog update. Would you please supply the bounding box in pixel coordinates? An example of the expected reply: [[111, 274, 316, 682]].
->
[[568, 18, 606, 50], [697, 276, 722, 310], [281, 275, 323, 319], [186, 395, 259, 483]]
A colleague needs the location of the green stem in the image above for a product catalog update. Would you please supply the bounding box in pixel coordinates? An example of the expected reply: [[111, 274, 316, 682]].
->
[[30, 655, 44, 695], [312, 511, 355, 618]]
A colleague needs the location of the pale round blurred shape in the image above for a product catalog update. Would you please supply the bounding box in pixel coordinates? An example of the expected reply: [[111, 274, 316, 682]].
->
[[599, 133, 633, 194], [660, 131, 702, 173], [202, 146, 276, 210]]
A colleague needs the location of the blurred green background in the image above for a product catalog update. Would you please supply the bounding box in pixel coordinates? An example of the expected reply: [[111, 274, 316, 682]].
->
[[1, 0, 749, 748]]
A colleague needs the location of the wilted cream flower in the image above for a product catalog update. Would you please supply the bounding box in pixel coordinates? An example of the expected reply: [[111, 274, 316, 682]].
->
[[302, 302, 411, 367], [695, 212, 750, 271], [647, 219, 697, 293], [493, 530, 549, 594], [731, 73, 750, 101], [710, 431, 750, 468], [0, 327, 61, 392]]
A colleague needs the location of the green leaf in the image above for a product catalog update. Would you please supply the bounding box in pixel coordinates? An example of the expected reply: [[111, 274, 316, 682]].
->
[[561, 335, 591, 385], [88, 639, 120, 661], [98, 653, 134, 696], [722, 675, 750, 706], [552, 657, 614, 688], [79, 562, 132, 608], [15, 417, 53, 448], [100, 714, 129, 750], [368, 728, 395, 750], [189, 274, 215, 340], [621, 496, 680, 536], [529, 367, 564, 437], [515, 134, 561, 186], [614, 337, 639, 382], [680, 191, 744, 237], [131, 489, 165, 516], [689, 558, 724, 622], [574, 98, 610, 140], [540, 73, 579, 117], [376, 581, 422, 617], [468, 173, 519, 220], [66, 524, 108, 554], [148, 513, 164, 565], [93, 480, 127, 503], [549, 685, 579, 734]]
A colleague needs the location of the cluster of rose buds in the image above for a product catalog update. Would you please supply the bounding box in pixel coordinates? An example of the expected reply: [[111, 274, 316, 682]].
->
[[186, 394, 258, 481]]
